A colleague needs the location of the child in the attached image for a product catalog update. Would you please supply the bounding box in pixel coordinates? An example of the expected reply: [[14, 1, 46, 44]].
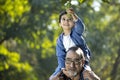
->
[[49, 8, 100, 80]]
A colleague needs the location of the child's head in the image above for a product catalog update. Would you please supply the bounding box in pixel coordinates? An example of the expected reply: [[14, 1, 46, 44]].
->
[[59, 11, 67, 23], [59, 10, 75, 32]]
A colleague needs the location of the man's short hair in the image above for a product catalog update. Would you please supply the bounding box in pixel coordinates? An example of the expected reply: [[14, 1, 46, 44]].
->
[[67, 46, 85, 60]]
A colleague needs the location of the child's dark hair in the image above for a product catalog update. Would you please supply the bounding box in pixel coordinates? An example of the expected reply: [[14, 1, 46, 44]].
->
[[59, 10, 67, 23]]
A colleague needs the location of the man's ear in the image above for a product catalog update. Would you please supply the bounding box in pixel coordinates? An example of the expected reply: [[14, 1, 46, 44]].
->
[[82, 59, 85, 66]]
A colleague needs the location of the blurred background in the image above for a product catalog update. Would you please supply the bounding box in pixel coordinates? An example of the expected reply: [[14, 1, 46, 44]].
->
[[0, 0, 120, 80]]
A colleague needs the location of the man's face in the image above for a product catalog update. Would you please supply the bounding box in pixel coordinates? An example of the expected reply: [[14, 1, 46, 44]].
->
[[65, 50, 84, 77]]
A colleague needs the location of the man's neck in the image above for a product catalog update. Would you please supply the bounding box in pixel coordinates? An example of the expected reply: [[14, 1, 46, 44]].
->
[[71, 75, 80, 80]]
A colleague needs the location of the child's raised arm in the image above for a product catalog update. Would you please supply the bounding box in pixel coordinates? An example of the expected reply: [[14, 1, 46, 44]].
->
[[66, 8, 78, 22]]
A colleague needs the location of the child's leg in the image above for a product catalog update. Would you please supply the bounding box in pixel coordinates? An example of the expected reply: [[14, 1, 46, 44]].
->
[[84, 64, 91, 71], [83, 61, 100, 80], [83, 69, 101, 80]]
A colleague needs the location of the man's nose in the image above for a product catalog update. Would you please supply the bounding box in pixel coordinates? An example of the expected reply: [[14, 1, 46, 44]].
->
[[70, 62, 75, 67]]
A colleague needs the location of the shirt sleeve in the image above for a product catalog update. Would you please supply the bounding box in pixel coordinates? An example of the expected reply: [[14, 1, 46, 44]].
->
[[74, 18, 85, 35], [71, 18, 91, 61], [52, 37, 66, 75]]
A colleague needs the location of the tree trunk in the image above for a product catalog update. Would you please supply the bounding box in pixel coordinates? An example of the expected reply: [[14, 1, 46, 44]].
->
[[110, 47, 120, 80]]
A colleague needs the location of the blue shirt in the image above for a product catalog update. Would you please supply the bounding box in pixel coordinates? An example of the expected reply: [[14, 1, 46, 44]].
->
[[53, 18, 91, 75]]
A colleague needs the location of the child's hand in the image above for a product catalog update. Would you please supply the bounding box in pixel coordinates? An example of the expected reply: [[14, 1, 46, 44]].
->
[[66, 8, 78, 21], [49, 71, 62, 80], [66, 8, 74, 15], [62, 68, 70, 77]]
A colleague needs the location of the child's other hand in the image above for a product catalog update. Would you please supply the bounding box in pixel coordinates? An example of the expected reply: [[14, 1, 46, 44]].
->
[[49, 71, 62, 80]]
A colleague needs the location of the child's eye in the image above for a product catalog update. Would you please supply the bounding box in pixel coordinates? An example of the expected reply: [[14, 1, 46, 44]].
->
[[61, 18, 73, 22], [62, 18, 65, 21], [68, 18, 72, 21]]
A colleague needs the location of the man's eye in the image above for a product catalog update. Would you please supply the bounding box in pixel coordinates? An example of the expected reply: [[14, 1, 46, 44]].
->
[[66, 59, 71, 61], [74, 60, 80, 62], [66, 59, 71, 62], [73, 58, 79, 62]]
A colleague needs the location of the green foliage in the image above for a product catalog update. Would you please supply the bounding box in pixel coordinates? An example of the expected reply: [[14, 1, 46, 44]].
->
[[78, 0, 87, 3], [65, 0, 71, 9], [0, 0, 120, 80], [0, 45, 37, 80], [102, 0, 111, 3]]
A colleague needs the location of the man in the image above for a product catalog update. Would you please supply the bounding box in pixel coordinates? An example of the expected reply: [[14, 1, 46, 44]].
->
[[50, 46, 100, 80]]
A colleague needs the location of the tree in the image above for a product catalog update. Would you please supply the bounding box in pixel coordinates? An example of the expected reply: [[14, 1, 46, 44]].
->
[[0, 0, 120, 80]]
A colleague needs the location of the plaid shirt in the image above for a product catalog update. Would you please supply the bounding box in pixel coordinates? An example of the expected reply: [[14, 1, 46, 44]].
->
[[59, 69, 84, 80]]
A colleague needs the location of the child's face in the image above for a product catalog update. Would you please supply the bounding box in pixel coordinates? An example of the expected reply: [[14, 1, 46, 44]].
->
[[59, 14, 74, 31]]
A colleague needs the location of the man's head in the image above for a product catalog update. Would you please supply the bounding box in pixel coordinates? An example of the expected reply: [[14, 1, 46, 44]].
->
[[65, 46, 85, 77]]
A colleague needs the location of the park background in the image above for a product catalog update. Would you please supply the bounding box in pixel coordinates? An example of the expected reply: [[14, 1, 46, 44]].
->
[[0, 0, 120, 80]]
